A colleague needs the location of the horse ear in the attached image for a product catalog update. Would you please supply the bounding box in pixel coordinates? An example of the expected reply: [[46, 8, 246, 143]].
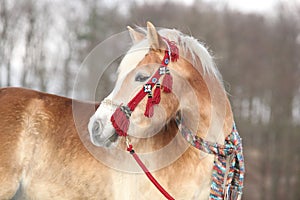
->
[[127, 26, 145, 43], [147, 21, 165, 50]]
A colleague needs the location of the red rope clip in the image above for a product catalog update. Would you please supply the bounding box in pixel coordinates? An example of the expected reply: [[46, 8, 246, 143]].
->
[[126, 137, 134, 152]]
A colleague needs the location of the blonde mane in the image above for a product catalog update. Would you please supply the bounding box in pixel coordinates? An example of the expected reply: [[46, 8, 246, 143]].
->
[[118, 28, 223, 84]]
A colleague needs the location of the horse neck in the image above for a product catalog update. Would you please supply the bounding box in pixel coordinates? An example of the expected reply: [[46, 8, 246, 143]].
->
[[174, 58, 233, 143]]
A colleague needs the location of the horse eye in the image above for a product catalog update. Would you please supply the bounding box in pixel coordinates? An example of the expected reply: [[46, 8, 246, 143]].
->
[[135, 73, 150, 82]]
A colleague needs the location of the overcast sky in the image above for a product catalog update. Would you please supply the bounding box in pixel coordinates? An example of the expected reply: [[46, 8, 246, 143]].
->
[[134, 0, 300, 13], [219, 0, 300, 13]]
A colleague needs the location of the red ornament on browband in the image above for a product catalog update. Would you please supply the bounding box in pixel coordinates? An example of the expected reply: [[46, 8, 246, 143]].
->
[[111, 38, 179, 137], [166, 39, 179, 62]]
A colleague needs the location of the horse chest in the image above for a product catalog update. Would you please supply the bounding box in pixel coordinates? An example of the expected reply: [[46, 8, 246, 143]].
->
[[108, 155, 213, 199]]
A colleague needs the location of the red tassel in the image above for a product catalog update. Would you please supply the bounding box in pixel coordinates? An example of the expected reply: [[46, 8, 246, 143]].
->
[[170, 43, 179, 62], [110, 106, 130, 136], [144, 93, 154, 117], [162, 38, 179, 62], [162, 71, 173, 93], [171, 51, 179, 62], [153, 83, 161, 104]]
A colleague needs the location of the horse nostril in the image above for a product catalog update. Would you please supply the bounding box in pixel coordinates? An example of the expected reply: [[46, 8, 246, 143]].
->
[[92, 120, 102, 135]]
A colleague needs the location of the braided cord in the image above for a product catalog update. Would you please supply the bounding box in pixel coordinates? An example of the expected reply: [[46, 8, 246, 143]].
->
[[177, 119, 245, 200]]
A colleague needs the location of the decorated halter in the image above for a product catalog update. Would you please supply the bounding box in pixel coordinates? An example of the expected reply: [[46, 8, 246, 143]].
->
[[110, 37, 179, 137], [109, 37, 244, 200]]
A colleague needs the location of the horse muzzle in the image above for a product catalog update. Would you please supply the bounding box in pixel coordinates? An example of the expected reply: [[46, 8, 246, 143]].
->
[[89, 118, 119, 147]]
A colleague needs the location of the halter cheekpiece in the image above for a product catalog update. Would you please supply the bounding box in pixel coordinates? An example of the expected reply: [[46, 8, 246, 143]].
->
[[109, 38, 244, 200]]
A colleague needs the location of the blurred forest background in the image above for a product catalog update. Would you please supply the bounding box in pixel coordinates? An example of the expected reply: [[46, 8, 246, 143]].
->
[[0, 0, 299, 199]]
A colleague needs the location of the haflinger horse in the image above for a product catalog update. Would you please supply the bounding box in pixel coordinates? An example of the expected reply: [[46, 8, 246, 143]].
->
[[0, 22, 244, 200]]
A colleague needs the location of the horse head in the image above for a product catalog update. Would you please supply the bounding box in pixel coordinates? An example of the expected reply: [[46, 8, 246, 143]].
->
[[88, 22, 233, 150]]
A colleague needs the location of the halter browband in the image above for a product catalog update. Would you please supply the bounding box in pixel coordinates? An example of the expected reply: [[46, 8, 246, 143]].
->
[[110, 37, 179, 137]]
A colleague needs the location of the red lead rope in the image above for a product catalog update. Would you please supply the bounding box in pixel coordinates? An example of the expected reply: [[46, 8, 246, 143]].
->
[[126, 141, 175, 200]]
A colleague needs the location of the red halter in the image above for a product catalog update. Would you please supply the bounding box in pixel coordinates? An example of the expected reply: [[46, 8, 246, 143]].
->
[[110, 38, 179, 137]]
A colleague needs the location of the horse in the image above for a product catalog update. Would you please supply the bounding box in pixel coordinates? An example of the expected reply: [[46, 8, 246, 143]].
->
[[0, 22, 240, 199]]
